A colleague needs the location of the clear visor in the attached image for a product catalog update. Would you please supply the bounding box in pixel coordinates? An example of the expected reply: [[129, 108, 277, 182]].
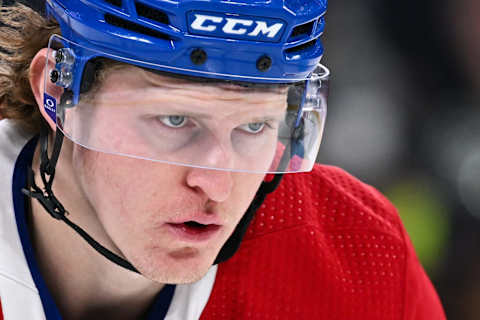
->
[[44, 35, 329, 174]]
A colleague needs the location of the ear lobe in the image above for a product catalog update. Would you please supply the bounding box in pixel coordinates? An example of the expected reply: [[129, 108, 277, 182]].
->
[[29, 48, 63, 131]]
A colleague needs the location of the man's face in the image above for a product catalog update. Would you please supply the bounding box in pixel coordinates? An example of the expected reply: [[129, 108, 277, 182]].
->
[[68, 67, 287, 283]]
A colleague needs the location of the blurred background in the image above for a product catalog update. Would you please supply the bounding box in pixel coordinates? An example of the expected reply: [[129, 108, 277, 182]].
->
[[320, 0, 479, 318]]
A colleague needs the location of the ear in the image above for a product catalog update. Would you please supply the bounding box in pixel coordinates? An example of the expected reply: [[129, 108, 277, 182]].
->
[[29, 48, 63, 132]]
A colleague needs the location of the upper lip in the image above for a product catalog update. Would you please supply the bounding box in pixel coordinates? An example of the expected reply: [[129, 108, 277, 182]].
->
[[167, 212, 222, 226]]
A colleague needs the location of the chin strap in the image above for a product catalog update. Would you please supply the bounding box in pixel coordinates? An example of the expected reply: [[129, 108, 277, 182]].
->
[[21, 126, 139, 273]]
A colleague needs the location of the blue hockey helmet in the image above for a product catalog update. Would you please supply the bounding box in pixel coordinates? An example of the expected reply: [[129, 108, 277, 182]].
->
[[45, 0, 327, 82]]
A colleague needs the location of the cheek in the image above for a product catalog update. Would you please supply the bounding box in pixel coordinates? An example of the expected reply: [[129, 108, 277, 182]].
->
[[72, 146, 182, 229], [73, 148, 125, 215]]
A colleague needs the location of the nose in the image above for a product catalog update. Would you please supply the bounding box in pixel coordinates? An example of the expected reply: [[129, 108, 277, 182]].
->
[[184, 130, 236, 202], [185, 135, 235, 202], [186, 167, 233, 203]]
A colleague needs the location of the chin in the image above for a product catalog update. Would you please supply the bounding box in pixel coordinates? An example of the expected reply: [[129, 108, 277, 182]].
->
[[145, 262, 214, 285], [133, 247, 217, 284], [156, 269, 210, 284]]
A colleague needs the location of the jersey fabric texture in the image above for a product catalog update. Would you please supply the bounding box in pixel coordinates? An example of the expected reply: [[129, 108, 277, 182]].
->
[[199, 167, 447, 318], [0, 120, 445, 319]]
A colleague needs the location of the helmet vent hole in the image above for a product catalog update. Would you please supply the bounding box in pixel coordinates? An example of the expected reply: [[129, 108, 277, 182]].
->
[[104, 0, 122, 8], [289, 20, 315, 40], [190, 48, 207, 65], [256, 55, 272, 72], [135, 2, 170, 25], [285, 38, 318, 54], [104, 13, 171, 41]]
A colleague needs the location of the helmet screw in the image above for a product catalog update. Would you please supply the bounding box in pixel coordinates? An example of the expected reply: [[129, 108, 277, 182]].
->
[[49, 69, 73, 88], [256, 55, 272, 72], [55, 50, 64, 64], [50, 69, 59, 83], [190, 48, 207, 65], [54, 48, 75, 65]]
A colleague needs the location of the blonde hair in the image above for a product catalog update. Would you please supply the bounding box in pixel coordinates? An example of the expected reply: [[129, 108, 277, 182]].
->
[[0, 3, 60, 132]]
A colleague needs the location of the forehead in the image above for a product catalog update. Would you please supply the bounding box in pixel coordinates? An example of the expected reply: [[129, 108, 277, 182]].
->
[[90, 65, 289, 118], [96, 65, 288, 99]]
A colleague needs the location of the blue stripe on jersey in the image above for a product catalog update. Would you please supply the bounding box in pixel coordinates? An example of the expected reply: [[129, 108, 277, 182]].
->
[[12, 137, 175, 319], [12, 136, 62, 320], [146, 284, 175, 320]]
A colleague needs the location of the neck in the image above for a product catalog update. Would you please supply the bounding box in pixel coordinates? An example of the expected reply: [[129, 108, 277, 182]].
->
[[28, 138, 164, 320]]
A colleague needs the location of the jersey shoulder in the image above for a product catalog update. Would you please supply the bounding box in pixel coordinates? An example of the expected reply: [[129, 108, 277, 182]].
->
[[0, 120, 45, 320], [201, 164, 445, 319], [245, 163, 403, 241]]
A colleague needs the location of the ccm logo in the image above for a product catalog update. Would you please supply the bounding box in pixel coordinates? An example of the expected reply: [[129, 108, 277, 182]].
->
[[189, 13, 284, 40]]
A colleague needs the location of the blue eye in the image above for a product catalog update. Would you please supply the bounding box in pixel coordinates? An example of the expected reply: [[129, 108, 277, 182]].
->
[[160, 115, 187, 128], [238, 122, 265, 134]]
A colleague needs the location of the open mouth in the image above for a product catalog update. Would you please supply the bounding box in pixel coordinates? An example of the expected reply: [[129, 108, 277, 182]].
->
[[178, 221, 219, 233], [166, 221, 221, 241], [184, 221, 208, 229]]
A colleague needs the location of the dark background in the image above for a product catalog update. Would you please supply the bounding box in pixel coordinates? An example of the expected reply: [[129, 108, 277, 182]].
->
[[321, 0, 480, 318]]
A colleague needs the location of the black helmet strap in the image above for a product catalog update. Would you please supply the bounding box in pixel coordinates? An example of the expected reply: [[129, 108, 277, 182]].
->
[[22, 126, 139, 273]]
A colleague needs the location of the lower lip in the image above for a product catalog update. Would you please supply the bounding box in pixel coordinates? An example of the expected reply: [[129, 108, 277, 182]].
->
[[166, 223, 221, 242]]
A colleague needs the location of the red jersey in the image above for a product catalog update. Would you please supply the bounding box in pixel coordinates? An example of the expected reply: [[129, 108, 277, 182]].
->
[[201, 165, 446, 319]]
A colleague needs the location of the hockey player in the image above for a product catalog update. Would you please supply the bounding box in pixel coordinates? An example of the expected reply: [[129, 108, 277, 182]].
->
[[0, 0, 445, 319]]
